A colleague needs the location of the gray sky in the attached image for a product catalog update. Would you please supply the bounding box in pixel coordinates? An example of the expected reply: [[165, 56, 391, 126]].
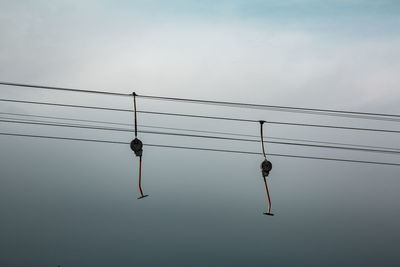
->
[[1, 1, 400, 266]]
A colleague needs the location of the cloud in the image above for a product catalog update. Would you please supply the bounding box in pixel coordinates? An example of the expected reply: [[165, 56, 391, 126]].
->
[[1, 0, 399, 112]]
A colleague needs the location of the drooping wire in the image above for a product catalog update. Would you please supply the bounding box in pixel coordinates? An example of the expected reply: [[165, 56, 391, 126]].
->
[[138, 157, 144, 197], [259, 121, 273, 216], [263, 178, 272, 215], [1, 98, 400, 134], [130, 92, 147, 199], [1, 131, 400, 167]]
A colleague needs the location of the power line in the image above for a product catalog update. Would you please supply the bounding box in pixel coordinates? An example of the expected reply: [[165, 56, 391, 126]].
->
[[2, 111, 399, 152], [0, 98, 132, 113], [0, 81, 127, 97], [137, 94, 400, 122], [1, 131, 399, 167], [2, 118, 400, 155], [0, 111, 133, 127], [1, 97, 400, 134], [1, 81, 400, 121]]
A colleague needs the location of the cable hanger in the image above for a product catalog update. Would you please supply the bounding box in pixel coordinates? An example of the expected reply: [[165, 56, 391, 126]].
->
[[259, 121, 274, 216], [130, 92, 148, 199]]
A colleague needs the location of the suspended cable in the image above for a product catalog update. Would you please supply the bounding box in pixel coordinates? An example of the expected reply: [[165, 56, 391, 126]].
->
[[0, 81, 127, 97], [137, 94, 400, 122], [0, 98, 132, 112], [1, 81, 400, 121], [0, 111, 133, 126], [2, 118, 400, 155], [1, 111, 399, 152], [259, 121, 274, 216], [130, 92, 148, 199], [1, 131, 399, 167], [1, 98, 400, 134]]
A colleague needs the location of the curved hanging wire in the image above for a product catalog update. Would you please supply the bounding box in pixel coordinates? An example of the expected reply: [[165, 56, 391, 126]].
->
[[132, 92, 148, 199], [260, 121, 273, 216]]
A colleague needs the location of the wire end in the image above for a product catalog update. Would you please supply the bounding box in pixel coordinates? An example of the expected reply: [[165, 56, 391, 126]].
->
[[263, 212, 274, 216]]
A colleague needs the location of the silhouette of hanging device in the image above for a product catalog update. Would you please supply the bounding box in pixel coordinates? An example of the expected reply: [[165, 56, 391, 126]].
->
[[130, 92, 148, 199], [259, 120, 273, 216]]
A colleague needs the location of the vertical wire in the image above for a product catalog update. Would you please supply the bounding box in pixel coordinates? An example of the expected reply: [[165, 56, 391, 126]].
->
[[260, 120, 272, 214], [133, 92, 144, 197], [138, 156, 143, 196], [133, 92, 138, 138], [263, 177, 271, 214], [260, 121, 266, 159]]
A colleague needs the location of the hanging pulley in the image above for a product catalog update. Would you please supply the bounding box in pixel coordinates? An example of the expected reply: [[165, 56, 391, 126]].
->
[[261, 159, 272, 178], [259, 120, 273, 216], [130, 138, 143, 157], [131, 92, 148, 199]]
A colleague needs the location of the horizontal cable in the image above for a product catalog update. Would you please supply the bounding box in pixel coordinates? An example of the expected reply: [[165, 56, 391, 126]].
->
[[0, 81, 128, 97], [0, 131, 399, 167], [0, 111, 134, 126], [1, 81, 400, 121], [1, 97, 400, 134], [137, 94, 400, 122], [1, 118, 400, 155], [2, 111, 399, 151]]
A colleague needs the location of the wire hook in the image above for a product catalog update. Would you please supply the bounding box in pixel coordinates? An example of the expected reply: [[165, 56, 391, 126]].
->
[[130, 92, 148, 199], [259, 120, 273, 216]]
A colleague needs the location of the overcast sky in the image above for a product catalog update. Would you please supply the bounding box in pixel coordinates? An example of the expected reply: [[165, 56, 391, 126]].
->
[[1, 1, 400, 266]]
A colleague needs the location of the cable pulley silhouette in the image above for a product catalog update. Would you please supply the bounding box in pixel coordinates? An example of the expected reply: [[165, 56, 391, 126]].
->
[[130, 92, 148, 199], [259, 121, 273, 216]]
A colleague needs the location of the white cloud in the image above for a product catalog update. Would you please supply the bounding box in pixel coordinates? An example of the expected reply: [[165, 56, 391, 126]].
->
[[1, 1, 399, 113]]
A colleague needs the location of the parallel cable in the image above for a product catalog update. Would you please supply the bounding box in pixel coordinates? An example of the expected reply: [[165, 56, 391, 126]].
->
[[1, 81, 400, 121], [137, 94, 400, 122], [2, 118, 400, 155], [1, 111, 399, 152], [0, 111, 133, 126], [0, 98, 131, 113], [1, 98, 400, 134], [0, 81, 127, 97], [1, 131, 400, 167]]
